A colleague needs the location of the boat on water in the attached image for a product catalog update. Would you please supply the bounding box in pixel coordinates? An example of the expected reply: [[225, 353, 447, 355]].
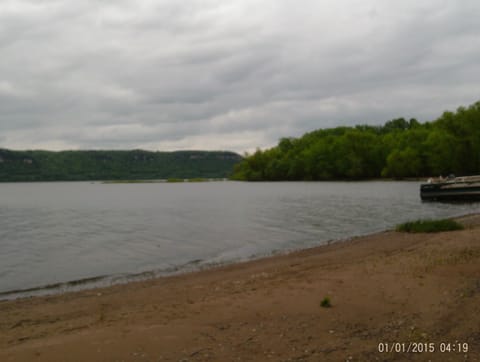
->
[[420, 175, 480, 201]]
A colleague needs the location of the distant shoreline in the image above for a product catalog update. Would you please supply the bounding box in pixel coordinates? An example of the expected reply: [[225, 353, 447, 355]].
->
[[0, 177, 427, 184], [0, 149, 241, 182]]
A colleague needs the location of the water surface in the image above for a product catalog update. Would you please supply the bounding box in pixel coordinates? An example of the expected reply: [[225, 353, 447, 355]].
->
[[0, 181, 478, 299]]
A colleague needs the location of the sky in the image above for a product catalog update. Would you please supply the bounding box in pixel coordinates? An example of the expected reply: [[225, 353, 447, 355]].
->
[[1, 0, 479, 153]]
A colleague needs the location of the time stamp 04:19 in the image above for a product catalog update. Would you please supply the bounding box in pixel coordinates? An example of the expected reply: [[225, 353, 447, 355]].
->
[[378, 342, 469, 354]]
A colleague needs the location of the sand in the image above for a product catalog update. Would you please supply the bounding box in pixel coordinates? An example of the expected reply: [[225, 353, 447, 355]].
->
[[1, 215, 479, 361]]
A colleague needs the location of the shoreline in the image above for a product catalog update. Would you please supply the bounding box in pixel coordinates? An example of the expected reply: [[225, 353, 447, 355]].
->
[[0, 235, 375, 302], [0, 222, 395, 302], [1, 214, 480, 361], [0, 211, 472, 302], [0, 224, 409, 302]]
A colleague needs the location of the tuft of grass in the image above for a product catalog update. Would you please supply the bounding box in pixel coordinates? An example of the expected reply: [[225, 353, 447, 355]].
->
[[103, 179, 158, 184], [396, 218, 464, 233], [166, 178, 185, 183], [187, 177, 208, 182], [320, 296, 332, 308]]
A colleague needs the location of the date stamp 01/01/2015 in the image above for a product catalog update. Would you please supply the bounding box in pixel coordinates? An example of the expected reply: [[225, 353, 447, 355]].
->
[[378, 342, 469, 354]]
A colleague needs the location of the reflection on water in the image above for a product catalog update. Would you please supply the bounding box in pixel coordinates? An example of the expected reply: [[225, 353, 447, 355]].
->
[[0, 181, 478, 298]]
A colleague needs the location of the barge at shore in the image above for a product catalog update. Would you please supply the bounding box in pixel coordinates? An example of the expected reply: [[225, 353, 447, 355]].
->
[[420, 175, 480, 201]]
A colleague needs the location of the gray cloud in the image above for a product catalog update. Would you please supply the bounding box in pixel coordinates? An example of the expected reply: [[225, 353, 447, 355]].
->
[[1, 0, 479, 152]]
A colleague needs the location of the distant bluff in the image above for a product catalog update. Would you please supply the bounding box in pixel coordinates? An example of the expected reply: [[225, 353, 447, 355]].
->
[[0, 149, 242, 182]]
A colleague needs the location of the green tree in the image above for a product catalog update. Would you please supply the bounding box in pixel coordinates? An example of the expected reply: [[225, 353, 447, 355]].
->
[[230, 100, 480, 181], [382, 147, 423, 178]]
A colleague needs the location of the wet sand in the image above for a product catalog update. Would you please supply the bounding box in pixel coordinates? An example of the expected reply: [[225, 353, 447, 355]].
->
[[1, 215, 479, 361]]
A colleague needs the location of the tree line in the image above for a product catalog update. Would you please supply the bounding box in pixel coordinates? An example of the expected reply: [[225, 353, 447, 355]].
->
[[232, 101, 480, 181], [0, 149, 242, 182]]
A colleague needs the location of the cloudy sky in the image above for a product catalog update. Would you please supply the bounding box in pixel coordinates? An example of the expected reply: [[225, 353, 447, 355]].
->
[[1, 0, 479, 153]]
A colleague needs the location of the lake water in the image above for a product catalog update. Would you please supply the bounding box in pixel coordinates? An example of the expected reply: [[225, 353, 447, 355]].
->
[[0, 181, 478, 299]]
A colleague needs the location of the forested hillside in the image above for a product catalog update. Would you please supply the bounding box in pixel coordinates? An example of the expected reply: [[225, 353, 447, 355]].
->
[[0, 150, 242, 182], [232, 101, 480, 181]]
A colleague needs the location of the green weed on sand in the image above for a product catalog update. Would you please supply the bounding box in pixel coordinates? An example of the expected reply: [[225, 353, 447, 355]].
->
[[396, 219, 464, 233]]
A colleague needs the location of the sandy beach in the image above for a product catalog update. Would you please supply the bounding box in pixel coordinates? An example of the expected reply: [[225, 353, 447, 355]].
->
[[1, 215, 479, 361]]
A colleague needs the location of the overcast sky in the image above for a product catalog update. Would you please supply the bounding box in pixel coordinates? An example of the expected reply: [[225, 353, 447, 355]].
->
[[1, 0, 479, 153]]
